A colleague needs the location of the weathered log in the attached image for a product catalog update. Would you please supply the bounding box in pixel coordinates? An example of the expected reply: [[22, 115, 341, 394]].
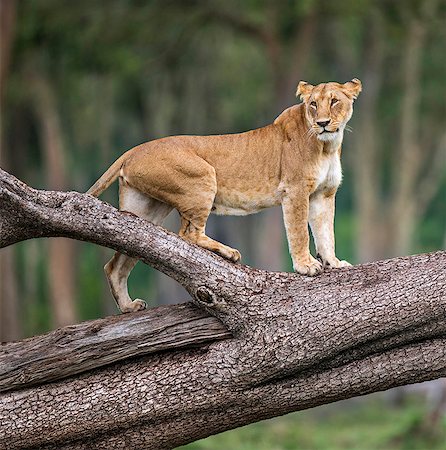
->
[[0, 302, 231, 393], [1, 168, 445, 449]]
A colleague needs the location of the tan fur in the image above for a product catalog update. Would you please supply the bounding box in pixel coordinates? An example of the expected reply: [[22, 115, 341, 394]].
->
[[89, 79, 361, 313]]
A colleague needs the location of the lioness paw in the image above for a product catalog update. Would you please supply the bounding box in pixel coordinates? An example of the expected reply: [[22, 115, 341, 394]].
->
[[338, 260, 352, 268], [218, 246, 241, 263], [228, 248, 242, 263], [294, 256, 323, 276], [317, 254, 352, 269], [120, 299, 147, 314]]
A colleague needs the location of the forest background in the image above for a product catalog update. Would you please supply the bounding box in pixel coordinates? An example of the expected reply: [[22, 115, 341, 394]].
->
[[1, 1, 445, 449]]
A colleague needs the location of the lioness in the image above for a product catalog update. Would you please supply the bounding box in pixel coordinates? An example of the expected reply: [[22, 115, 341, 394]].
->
[[88, 79, 361, 313]]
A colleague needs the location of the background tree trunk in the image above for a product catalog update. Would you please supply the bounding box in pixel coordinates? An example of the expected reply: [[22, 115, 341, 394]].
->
[[352, 0, 444, 263], [27, 68, 78, 327], [389, 0, 439, 258], [0, 168, 445, 449], [0, 0, 20, 342], [352, 7, 386, 263], [257, 6, 318, 272], [0, 247, 20, 341]]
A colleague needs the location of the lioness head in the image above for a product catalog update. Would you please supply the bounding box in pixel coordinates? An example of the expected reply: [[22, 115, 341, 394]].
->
[[296, 79, 362, 142]]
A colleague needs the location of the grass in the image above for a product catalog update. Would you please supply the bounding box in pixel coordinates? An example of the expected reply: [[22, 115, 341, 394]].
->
[[179, 393, 446, 450]]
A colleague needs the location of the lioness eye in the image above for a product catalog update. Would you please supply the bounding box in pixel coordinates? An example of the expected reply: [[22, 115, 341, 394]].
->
[[331, 98, 339, 106], [310, 101, 317, 109]]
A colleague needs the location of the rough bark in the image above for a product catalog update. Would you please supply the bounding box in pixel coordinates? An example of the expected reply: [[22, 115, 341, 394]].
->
[[0, 168, 445, 449], [0, 302, 230, 392]]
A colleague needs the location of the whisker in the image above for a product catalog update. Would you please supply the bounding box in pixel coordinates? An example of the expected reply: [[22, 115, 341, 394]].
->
[[304, 127, 317, 142], [305, 128, 314, 137]]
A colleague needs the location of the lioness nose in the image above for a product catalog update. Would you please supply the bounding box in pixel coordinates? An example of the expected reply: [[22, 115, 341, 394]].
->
[[316, 120, 330, 128]]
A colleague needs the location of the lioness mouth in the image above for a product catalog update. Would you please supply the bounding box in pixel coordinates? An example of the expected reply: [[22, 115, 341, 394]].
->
[[321, 128, 339, 134]]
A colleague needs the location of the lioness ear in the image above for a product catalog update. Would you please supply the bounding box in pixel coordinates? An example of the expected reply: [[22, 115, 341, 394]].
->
[[296, 81, 314, 100], [343, 78, 362, 99]]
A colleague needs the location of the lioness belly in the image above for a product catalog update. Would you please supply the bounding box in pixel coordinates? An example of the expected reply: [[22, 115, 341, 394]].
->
[[212, 187, 282, 216]]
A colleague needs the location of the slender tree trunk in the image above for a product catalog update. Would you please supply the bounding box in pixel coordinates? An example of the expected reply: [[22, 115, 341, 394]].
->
[[0, 0, 16, 114], [425, 379, 446, 429], [258, 8, 318, 271], [352, 8, 386, 262], [94, 77, 121, 315], [0, 247, 20, 342], [273, 9, 318, 114], [0, 0, 20, 342], [154, 202, 187, 306], [390, 16, 425, 258], [28, 69, 77, 327], [255, 208, 286, 270], [350, 1, 443, 263], [389, 0, 440, 258]]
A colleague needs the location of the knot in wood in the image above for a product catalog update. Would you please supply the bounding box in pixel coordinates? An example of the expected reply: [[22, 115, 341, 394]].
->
[[195, 286, 216, 305]]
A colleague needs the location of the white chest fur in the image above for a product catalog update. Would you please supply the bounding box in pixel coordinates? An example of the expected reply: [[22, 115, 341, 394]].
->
[[314, 151, 343, 193]]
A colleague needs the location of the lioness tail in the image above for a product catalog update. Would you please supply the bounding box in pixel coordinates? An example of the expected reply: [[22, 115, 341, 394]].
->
[[87, 152, 129, 197]]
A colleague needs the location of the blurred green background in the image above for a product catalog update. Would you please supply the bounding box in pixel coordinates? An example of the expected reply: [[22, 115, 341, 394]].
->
[[0, 0, 445, 448]]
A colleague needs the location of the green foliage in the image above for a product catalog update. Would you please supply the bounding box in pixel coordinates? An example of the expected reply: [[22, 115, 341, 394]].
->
[[4, 0, 445, 338], [77, 244, 107, 320], [180, 395, 446, 450], [15, 241, 52, 335]]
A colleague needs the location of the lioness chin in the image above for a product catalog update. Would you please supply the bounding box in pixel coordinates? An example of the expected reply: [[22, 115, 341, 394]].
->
[[88, 79, 361, 313]]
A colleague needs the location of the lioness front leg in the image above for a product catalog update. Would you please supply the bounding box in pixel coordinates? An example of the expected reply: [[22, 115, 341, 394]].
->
[[309, 191, 351, 269], [281, 190, 322, 276]]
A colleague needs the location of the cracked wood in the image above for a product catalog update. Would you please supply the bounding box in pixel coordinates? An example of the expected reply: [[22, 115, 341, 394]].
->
[[0, 302, 231, 393]]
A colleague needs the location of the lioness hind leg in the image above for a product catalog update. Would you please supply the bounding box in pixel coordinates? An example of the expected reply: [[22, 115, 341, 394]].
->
[[104, 254, 141, 313], [178, 188, 241, 262], [105, 182, 172, 313], [161, 159, 240, 263], [179, 213, 241, 263], [123, 148, 241, 262]]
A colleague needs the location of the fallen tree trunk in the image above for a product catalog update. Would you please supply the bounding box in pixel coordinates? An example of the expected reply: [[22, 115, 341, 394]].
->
[[0, 302, 231, 392], [1, 167, 445, 449]]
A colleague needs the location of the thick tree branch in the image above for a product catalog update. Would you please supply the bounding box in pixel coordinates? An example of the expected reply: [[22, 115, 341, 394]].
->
[[0, 302, 231, 393], [1, 168, 445, 449]]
